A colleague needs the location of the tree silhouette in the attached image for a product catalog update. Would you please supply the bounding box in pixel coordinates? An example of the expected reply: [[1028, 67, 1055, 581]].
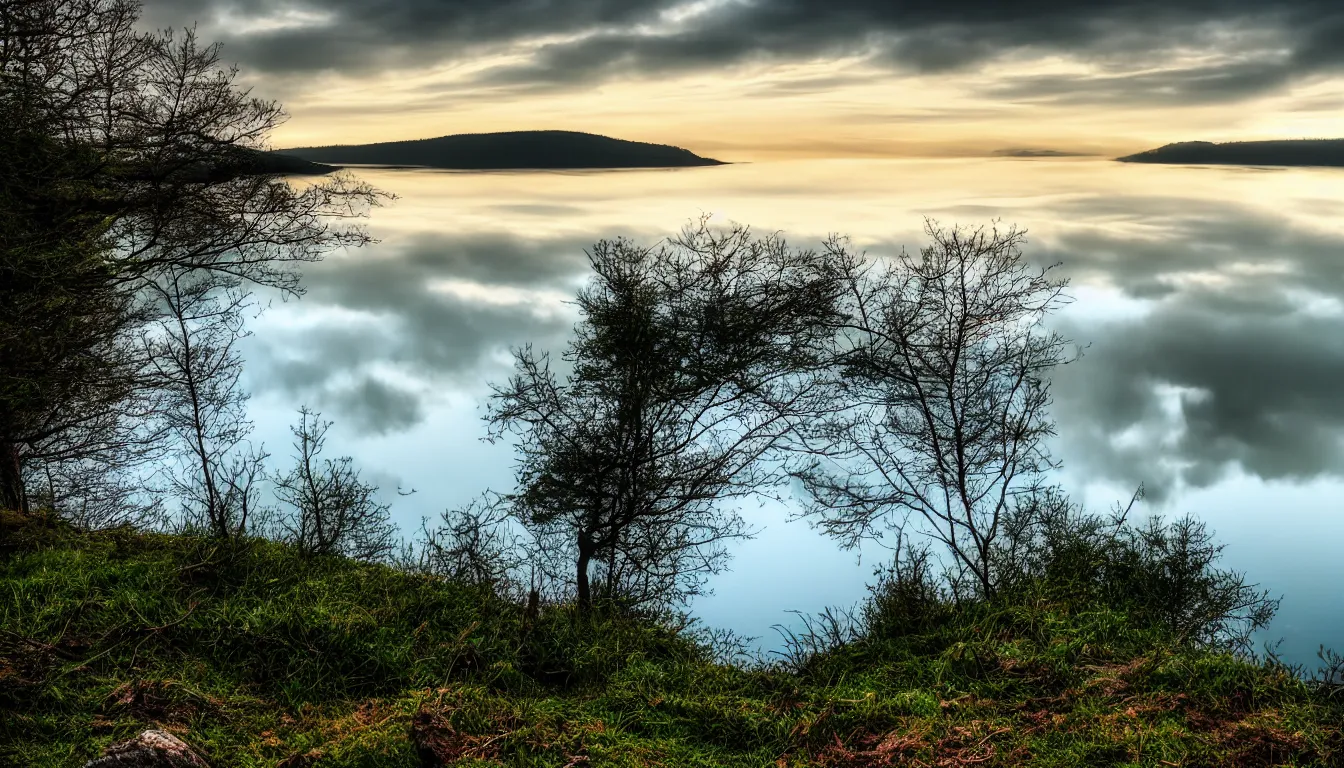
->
[[488, 220, 848, 613], [793, 221, 1072, 597], [273, 407, 396, 561], [0, 0, 382, 524]]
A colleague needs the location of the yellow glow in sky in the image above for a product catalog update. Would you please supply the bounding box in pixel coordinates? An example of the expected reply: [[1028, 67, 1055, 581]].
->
[[251, 49, 1343, 161]]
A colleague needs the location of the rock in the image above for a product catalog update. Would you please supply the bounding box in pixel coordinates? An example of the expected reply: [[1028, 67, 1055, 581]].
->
[[82, 730, 210, 768], [410, 709, 464, 768]]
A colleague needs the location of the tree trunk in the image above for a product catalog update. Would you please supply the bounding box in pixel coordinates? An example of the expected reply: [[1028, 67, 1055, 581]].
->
[[576, 542, 593, 616], [523, 588, 540, 627], [0, 441, 26, 514]]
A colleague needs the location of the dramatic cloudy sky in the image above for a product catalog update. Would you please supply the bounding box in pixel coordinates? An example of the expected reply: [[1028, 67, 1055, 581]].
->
[[140, 0, 1344, 156]]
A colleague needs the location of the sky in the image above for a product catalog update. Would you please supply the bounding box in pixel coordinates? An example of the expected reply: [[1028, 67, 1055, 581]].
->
[[138, 0, 1344, 158]]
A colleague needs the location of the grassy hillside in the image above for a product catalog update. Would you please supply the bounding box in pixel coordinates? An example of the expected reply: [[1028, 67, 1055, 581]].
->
[[2, 512, 1340, 768]]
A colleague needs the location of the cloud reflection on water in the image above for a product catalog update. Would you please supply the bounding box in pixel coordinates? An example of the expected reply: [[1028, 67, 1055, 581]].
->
[[246, 230, 592, 430], [252, 162, 1344, 491], [1032, 197, 1344, 500], [253, 161, 1344, 494], [241, 159, 1344, 666]]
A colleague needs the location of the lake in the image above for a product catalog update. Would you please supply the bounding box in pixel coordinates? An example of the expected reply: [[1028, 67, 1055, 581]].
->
[[241, 157, 1344, 670]]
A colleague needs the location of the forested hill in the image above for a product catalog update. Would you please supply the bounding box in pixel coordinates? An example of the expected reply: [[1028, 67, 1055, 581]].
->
[[230, 149, 339, 176], [1117, 139, 1344, 167], [274, 130, 726, 169]]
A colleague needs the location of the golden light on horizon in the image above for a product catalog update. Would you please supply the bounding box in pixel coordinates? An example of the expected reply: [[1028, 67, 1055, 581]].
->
[[210, 14, 1343, 163]]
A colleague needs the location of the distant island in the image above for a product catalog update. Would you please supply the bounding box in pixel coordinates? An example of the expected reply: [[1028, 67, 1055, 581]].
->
[[993, 148, 1092, 158], [1117, 139, 1344, 168], [272, 130, 726, 170]]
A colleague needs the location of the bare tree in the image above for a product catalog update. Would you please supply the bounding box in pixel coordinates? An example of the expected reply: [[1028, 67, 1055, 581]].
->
[[0, 0, 382, 520], [793, 221, 1072, 597], [0, 4, 145, 512], [141, 267, 267, 541], [24, 453, 166, 530], [489, 220, 848, 614], [272, 407, 396, 561], [418, 494, 526, 591]]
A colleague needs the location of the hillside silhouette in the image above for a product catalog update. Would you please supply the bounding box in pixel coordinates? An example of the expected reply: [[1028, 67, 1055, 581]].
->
[[230, 149, 339, 176], [1118, 139, 1344, 167], [275, 130, 725, 169]]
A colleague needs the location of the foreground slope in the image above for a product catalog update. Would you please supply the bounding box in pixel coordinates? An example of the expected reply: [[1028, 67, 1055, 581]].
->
[[275, 130, 725, 170], [1, 515, 1339, 767]]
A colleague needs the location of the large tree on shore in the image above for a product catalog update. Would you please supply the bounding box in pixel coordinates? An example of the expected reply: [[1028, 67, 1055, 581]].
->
[[488, 221, 850, 613], [0, 0, 380, 518], [0, 89, 133, 514]]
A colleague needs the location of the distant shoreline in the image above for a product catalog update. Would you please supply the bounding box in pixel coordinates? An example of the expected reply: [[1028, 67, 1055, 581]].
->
[[274, 130, 725, 171], [299, 162, 727, 173], [1117, 139, 1344, 168]]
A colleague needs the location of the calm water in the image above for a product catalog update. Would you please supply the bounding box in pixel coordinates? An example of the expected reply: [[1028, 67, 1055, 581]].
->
[[243, 158, 1344, 668]]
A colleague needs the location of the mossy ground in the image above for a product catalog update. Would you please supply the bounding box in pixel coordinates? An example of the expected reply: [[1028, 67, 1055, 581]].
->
[[2, 513, 1340, 767]]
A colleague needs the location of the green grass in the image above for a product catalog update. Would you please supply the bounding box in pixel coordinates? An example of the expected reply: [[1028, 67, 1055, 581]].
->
[[1, 514, 1340, 768]]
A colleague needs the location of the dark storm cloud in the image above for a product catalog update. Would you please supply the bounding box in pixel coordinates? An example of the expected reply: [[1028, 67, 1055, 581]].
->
[[1054, 299, 1344, 498], [143, 0, 1344, 104], [326, 375, 425, 435], [1039, 197, 1344, 300], [983, 61, 1300, 106], [248, 231, 596, 433], [141, 0, 658, 74], [384, 231, 594, 289], [1033, 199, 1344, 498]]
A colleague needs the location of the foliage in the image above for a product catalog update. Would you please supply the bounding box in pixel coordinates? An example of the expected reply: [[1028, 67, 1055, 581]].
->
[[0, 0, 383, 522], [1, 519, 1339, 767], [417, 495, 534, 597], [142, 270, 266, 543], [990, 495, 1282, 656], [859, 534, 954, 641], [272, 408, 397, 562], [488, 219, 849, 612], [0, 69, 143, 515], [793, 220, 1072, 597]]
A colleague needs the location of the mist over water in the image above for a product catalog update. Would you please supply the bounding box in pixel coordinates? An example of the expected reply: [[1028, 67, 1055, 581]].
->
[[241, 158, 1344, 669]]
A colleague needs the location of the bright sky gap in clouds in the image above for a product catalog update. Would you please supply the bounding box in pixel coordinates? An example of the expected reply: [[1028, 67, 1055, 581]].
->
[[140, 0, 1344, 157]]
